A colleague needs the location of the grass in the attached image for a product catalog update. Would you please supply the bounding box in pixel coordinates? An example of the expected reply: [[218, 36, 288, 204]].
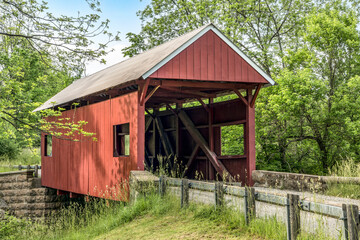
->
[[1, 193, 331, 240], [325, 158, 360, 199], [0, 148, 40, 173]]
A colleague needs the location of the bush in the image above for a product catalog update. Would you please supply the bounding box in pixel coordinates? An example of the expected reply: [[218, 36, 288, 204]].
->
[[0, 138, 19, 159]]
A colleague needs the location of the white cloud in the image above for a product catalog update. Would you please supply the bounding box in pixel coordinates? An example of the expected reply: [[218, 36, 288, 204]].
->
[[85, 42, 130, 76]]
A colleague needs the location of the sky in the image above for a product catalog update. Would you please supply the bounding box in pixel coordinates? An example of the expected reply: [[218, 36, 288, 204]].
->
[[46, 0, 150, 75]]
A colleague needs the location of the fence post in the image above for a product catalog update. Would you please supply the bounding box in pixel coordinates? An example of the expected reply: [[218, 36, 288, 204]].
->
[[286, 194, 300, 240], [181, 179, 189, 208], [342, 204, 349, 240], [159, 175, 166, 197], [244, 187, 256, 225], [27, 165, 30, 171], [214, 182, 224, 208], [18, 164, 21, 170], [346, 204, 359, 240], [34, 165, 39, 178]]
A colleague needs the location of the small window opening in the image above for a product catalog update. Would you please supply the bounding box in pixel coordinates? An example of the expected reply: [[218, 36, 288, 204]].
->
[[44, 135, 52, 157], [221, 124, 244, 156], [114, 123, 130, 157]]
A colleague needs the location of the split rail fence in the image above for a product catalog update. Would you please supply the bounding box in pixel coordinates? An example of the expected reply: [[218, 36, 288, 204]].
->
[[158, 176, 359, 240]]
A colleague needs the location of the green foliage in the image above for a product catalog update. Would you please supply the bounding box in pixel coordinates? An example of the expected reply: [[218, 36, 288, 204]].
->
[[0, 0, 116, 159], [0, 212, 32, 240], [221, 125, 244, 156]]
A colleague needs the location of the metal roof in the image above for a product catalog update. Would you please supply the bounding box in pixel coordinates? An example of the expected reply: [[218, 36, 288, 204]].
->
[[34, 23, 274, 112]]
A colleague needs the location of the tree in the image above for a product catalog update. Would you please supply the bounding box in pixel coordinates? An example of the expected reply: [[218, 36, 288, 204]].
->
[[256, 1, 360, 173], [0, 0, 117, 157]]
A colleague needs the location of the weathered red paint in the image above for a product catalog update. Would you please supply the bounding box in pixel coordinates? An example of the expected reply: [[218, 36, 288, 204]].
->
[[150, 30, 268, 84], [41, 92, 145, 198]]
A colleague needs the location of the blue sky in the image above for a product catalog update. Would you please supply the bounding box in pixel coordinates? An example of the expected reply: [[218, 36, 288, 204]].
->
[[46, 0, 150, 74]]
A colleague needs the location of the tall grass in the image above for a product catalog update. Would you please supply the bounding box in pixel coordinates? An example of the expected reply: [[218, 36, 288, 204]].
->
[[1, 193, 332, 240], [326, 158, 360, 199]]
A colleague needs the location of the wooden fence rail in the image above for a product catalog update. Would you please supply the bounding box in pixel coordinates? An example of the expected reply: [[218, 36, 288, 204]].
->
[[0, 165, 41, 177], [160, 176, 359, 240]]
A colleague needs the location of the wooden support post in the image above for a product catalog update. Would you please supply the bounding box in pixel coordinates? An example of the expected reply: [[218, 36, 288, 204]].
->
[[346, 204, 359, 240], [244, 187, 256, 225], [343, 204, 349, 240], [245, 89, 256, 185], [181, 179, 189, 208], [70, 192, 82, 198], [208, 98, 214, 180], [286, 194, 300, 240], [159, 175, 166, 197], [57, 190, 68, 196], [215, 182, 224, 208]]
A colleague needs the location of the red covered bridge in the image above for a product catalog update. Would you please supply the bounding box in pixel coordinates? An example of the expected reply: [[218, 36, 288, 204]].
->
[[35, 23, 275, 199]]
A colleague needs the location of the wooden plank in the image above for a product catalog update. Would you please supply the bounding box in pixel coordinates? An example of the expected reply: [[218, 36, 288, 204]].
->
[[160, 86, 216, 98], [193, 38, 201, 80], [214, 32, 222, 81], [155, 116, 174, 156], [200, 32, 208, 80], [208, 31, 215, 80], [178, 109, 231, 179], [149, 79, 257, 89], [186, 43, 194, 79]]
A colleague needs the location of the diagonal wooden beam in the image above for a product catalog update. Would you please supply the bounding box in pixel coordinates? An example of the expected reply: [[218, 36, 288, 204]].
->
[[233, 89, 248, 106], [144, 147, 152, 169], [139, 78, 150, 106], [178, 110, 231, 179], [182, 144, 200, 177], [197, 98, 209, 112], [250, 84, 262, 108], [145, 85, 160, 103], [155, 116, 174, 157], [145, 117, 153, 133]]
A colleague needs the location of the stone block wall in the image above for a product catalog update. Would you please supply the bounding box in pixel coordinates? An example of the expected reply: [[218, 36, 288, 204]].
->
[[0, 170, 67, 221], [252, 170, 326, 192]]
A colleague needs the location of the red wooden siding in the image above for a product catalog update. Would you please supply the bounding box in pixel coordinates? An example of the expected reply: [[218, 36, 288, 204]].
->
[[41, 92, 145, 199], [150, 30, 268, 84]]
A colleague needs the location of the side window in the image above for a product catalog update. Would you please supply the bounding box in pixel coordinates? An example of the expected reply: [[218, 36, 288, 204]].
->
[[44, 135, 52, 157], [113, 123, 130, 157], [221, 124, 244, 156]]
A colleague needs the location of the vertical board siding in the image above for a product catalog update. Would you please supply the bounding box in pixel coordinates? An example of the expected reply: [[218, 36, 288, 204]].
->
[[150, 30, 268, 84], [41, 91, 144, 199]]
